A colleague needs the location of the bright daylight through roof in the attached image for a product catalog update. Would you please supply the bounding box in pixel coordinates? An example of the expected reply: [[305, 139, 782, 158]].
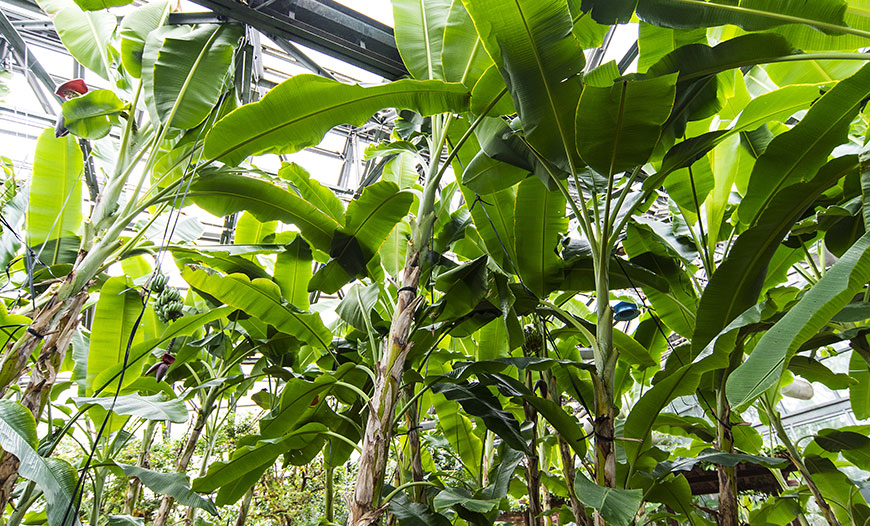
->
[[0, 1, 869, 526]]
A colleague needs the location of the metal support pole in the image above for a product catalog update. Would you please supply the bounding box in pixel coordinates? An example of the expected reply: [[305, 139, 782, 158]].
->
[[266, 33, 337, 80], [336, 131, 357, 189], [0, 9, 61, 114]]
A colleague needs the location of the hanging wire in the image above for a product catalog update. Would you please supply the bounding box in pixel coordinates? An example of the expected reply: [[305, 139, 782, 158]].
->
[[611, 256, 728, 428], [60, 68, 235, 526]]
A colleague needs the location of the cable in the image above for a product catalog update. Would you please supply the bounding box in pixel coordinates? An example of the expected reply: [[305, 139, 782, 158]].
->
[[611, 256, 728, 429], [470, 194, 533, 296], [60, 70, 234, 526]]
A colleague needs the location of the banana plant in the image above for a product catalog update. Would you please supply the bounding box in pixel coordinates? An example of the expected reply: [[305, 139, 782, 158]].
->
[[194, 1, 870, 525], [0, 0, 255, 520], [618, 39, 870, 526]]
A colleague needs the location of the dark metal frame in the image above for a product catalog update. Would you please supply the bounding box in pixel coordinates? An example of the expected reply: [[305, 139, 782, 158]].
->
[[180, 0, 406, 79]]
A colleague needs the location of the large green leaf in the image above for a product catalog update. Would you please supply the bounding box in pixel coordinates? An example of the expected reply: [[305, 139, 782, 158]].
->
[[473, 372, 589, 457], [62, 89, 125, 139], [636, 0, 856, 36], [203, 75, 469, 166], [575, 74, 677, 176], [233, 212, 277, 246], [393, 0, 451, 80], [461, 150, 528, 195], [637, 21, 707, 72], [580, 0, 638, 24], [463, 0, 585, 172], [788, 355, 856, 391], [87, 276, 144, 393], [184, 173, 341, 253], [171, 246, 271, 280], [627, 250, 697, 338], [460, 184, 517, 273], [28, 129, 82, 265], [118, 464, 217, 515], [773, 1, 870, 50], [691, 155, 857, 356], [737, 62, 870, 226], [470, 64, 515, 117], [278, 162, 345, 224], [431, 381, 529, 453], [813, 428, 870, 471], [573, 473, 642, 526], [391, 492, 452, 526], [336, 282, 380, 332], [119, 0, 169, 78], [623, 363, 704, 470], [433, 488, 501, 514], [91, 307, 233, 392], [72, 393, 188, 423], [727, 232, 870, 409], [433, 255, 489, 321], [651, 448, 788, 478], [850, 351, 870, 420], [644, 82, 823, 194], [441, 0, 493, 87], [143, 24, 243, 130], [192, 422, 327, 498], [0, 400, 80, 526], [310, 181, 414, 293], [72, 0, 130, 10], [37, 0, 114, 79], [644, 34, 794, 139], [342, 181, 414, 261], [513, 178, 567, 297], [434, 394, 483, 479], [274, 234, 313, 309], [182, 267, 331, 350], [259, 365, 356, 438]]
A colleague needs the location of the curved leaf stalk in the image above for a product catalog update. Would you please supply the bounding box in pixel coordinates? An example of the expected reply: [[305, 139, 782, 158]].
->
[[666, 0, 870, 39], [6, 481, 38, 526], [760, 395, 840, 526], [325, 467, 335, 523], [235, 487, 255, 526], [123, 420, 157, 515], [402, 385, 424, 502], [152, 385, 220, 526], [0, 288, 89, 506], [523, 369, 543, 526], [549, 370, 588, 526], [88, 78, 144, 235], [481, 430, 494, 487], [716, 365, 739, 526], [90, 467, 106, 526]]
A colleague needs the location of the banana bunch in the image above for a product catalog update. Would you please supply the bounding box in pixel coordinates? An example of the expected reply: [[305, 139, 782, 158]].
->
[[149, 274, 169, 293], [150, 275, 184, 323], [522, 326, 543, 356]]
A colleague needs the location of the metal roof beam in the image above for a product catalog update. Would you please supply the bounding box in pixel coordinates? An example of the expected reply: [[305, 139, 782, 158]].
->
[[0, 8, 60, 113], [185, 0, 407, 79]]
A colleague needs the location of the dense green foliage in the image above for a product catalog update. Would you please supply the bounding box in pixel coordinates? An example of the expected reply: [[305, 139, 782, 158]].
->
[[3, 0, 870, 525]]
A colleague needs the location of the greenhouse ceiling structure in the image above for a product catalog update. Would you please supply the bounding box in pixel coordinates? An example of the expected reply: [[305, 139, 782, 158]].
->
[[0, 1, 870, 526]]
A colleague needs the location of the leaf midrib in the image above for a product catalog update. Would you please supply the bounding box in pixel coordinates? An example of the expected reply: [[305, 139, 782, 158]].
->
[[231, 275, 329, 349], [509, 0, 576, 171], [697, 159, 857, 353], [183, 188, 340, 246], [207, 85, 463, 163]]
